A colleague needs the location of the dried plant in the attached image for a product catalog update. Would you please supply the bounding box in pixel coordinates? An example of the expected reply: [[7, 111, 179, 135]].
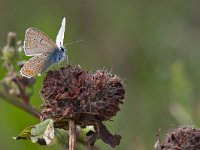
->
[[155, 126, 200, 150], [0, 32, 126, 150], [40, 65, 125, 149]]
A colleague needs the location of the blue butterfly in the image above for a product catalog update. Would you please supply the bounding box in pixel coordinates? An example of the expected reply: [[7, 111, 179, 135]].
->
[[20, 17, 67, 78]]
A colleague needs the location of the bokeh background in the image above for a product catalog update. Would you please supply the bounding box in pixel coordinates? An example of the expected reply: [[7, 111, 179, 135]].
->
[[1, 0, 200, 150]]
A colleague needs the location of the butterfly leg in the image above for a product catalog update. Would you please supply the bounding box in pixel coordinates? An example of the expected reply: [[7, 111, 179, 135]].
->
[[57, 62, 67, 84], [57, 62, 60, 70], [65, 55, 69, 64], [57, 62, 63, 76], [57, 62, 63, 77]]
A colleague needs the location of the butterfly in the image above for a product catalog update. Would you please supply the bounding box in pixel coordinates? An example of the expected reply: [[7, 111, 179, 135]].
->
[[20, 17, 67, 78]]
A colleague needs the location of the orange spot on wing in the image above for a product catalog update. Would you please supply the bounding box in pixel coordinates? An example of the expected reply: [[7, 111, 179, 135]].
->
[[23, 68, 35, 76]]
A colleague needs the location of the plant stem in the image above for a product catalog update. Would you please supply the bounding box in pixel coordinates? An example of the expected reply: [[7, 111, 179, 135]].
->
[[13, 77, 30, 104], [0, 91, 40, 118], [69, 120, 76, 150]]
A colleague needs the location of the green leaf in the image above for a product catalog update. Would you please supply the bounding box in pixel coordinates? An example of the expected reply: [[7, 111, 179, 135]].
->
[[13, 126, 32, 140], [54, 128, 69, 146], [14, 119, 55, 145], [31, 119, 55, 145]]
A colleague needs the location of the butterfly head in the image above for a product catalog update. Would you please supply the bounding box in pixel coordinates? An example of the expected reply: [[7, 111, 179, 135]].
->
[[59, 46, 66, 53]]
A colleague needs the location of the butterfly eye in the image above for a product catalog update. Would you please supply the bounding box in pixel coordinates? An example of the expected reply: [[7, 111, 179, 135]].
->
[[60, 47, 65, 52]]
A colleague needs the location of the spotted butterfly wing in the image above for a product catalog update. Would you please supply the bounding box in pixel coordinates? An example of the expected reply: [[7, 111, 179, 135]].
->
[[20, 54, 53, 78], [24, 28, 58, 56]]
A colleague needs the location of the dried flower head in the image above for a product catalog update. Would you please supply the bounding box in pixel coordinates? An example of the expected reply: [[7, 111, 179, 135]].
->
[[155, 126, 200, 150], [40, 65, 125, 148], [2, 32, 18, 63]]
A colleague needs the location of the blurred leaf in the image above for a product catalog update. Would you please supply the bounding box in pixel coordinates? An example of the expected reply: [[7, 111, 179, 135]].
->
[[14, 119, 55, 145], [13, 126, 32, 140], [169, 102, 193, 124], [169, 60, 194, 123], [170, 61, 192, 106], [81, 126, 95, 139], [31, 119, 54, 145], [54, 128, 68, 147]]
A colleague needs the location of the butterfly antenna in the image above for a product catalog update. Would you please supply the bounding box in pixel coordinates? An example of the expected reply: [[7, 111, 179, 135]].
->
[[64, 40, 83, 47]]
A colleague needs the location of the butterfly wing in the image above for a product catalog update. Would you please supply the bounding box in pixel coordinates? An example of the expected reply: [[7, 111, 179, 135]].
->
[[20, 54, 53, 78], [24, 28, 58, 56], [56, 17, 66, 47]]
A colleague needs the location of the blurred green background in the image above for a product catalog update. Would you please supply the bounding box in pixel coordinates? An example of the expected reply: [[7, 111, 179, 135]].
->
[[1, 0, 200, 150]]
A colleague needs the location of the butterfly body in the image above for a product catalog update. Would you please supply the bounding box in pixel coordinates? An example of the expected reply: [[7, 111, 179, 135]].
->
[[51, 47, 66, 64], [20, 18, 66, 78]]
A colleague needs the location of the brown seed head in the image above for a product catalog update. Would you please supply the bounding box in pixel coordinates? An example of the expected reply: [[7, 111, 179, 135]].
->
[[155, 126, 200, 150], [40, 65, 125, 129]]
